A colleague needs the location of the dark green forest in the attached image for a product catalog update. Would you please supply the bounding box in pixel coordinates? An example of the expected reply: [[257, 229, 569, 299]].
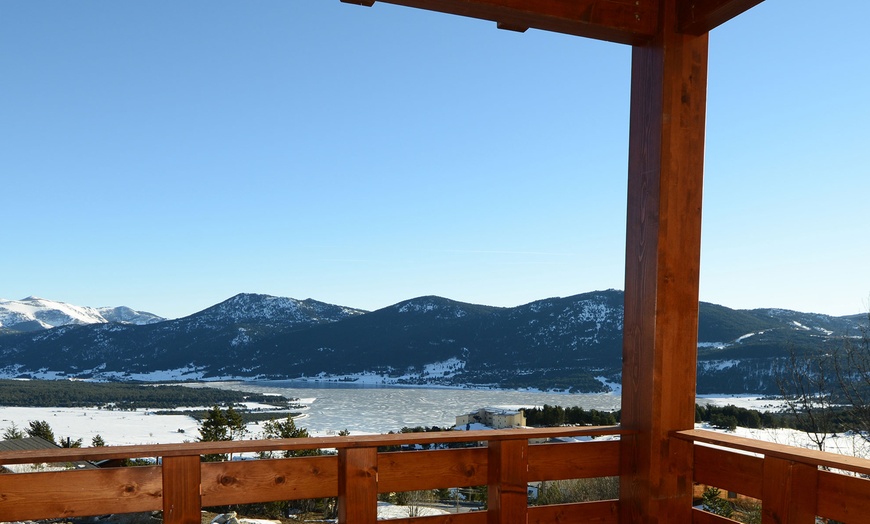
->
[[0, 379, 292, 409]]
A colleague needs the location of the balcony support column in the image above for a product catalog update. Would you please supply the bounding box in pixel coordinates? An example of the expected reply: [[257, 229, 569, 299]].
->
[[762, 457, 818, 524], [162, 455, 202, 524], [338, 447, 378, 524], [487, 439, 529, 524], [619, 0, 709, 522]]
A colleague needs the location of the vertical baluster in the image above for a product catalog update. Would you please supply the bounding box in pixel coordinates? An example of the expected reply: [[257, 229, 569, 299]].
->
[[762, 456, 818, 524], [338, 447, 378, 524], [162, 455, 202, 524], [488, 439, 529, 524]]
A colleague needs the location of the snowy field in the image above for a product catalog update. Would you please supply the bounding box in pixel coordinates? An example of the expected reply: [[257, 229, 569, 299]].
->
[[1, 392, 863, 459]]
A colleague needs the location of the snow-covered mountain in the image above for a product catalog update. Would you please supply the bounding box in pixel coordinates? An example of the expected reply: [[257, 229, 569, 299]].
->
[[0, 296, 164, 332], [0, 291, 865, 394]]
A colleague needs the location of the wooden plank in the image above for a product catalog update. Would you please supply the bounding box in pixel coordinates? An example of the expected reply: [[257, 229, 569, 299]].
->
[[338, 447, 378, 524], [816, 470, 870, 523], [162, 455, 202, 524], [487, 439, 528, 524], [692, 507, 737, 524], [0, 465, 162, 520], [619, 0, 709, 521], [341, 0, 657, 45], [528, 441, 619, 481], [678, 0, 765, 35], [675, 429, 870, 477], [0, 427, 625, 465], [693, 444, 763, 500], [379, 448, 487, 492], [201, 455, 337, 506], [761, 457, 817, 524], [386, 511, 488, 524], [528, 500, 619, 523]]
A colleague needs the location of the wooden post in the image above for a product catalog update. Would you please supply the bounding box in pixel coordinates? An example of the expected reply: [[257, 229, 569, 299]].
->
[[162, 455, 201, 524], [762, 457, 818, 524], [487, 439, 529, 524], [338, 447, 378, 524], [619, 0, 709, 522]]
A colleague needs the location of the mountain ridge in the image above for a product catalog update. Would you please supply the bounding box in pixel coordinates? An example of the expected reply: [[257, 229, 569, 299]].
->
[[0, 291, 864, 393]]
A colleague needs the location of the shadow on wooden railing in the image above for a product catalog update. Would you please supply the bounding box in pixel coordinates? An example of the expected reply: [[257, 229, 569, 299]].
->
[[0, 426, 626, 524], [675, 429, 870, 524]]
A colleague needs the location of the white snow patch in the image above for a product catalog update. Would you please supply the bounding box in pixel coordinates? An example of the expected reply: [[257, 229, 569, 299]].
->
[[736, 332, 757, 343]]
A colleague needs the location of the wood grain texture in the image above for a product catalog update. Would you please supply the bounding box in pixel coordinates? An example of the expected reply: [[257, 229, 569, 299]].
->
[[761, 457, 817, 524], [343, 0, 657, 45], [162, 455, 201, 524], [201, 455, 337, 506], [487, 439, 529, 524], [528, 440, 619, 481], [0, 465, 161, 520], [379, 448, 487, 492], [385, 511, 488, 524], [0, 426, 624, 465], [692, 444, 763, 500], [528, 500, 619, 523], [691, 507, 737, 524], [678, 0, 765, 35], [675, 429, 870, 477], [619, 0, 709, 521], [338, 447, 378, 524], [816, 470, 870, 523]]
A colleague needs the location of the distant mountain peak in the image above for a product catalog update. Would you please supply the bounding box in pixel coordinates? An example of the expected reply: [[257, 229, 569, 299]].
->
[[0, 297, 165, 333]]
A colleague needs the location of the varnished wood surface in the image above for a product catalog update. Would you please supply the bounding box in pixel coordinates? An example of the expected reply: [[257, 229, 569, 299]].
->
[[342, 0, 657, 45], [162, 455, 201, 524], [0, 425, 625, 465], [681, 429, 870, 523], [692, 442, 763, 499], [379, 448, 487, 492], [201, 455, 337, 506], [691, 508, 737, 524], [817, 470, 870, 523], [338, 447, 378, 524], [528, 440, 619, 481], [675, 429, 870, 477], [0, 465, 162, 520], [678, 0, 765, 35], [486, 439, 528, 524], [619, 0, 709, 521]]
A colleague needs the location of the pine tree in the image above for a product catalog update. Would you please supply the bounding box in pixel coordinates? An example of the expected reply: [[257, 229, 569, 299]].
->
[[701, 487, 733, 518], [260, 415, 316, 458], [26, 420, 56, 444], [199, 405, 231, 462], [2, 422, 25, 440]]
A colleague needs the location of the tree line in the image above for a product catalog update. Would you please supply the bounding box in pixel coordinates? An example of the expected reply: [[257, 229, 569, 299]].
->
[[0, 379, 292, 409]]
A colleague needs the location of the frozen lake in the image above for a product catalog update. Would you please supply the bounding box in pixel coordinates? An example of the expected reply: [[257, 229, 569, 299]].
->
[[195, 380, 625, 435], [0, 380, 791, 447]]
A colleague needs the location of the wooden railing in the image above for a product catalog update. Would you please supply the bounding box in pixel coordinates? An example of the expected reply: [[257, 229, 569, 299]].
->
[[674, 429, 870, 524], [0, 426, 626, 524]]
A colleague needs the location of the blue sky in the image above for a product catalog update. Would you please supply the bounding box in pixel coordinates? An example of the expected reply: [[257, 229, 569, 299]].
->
[[2, 1, 868, 320]]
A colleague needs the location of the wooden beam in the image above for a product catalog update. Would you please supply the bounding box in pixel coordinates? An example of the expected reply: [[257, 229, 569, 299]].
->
[[338, 447, 378, 524], [762, 457, 818, 524], [487, 439, 528, 524], [162, 455, 201, 524], [619, 0, 708, 521], [678, 0, 765, 35], [340, 0, 658, 46]]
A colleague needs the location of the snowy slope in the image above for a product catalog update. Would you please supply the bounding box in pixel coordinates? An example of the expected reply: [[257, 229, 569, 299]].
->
[[0, 296, 164, 332]]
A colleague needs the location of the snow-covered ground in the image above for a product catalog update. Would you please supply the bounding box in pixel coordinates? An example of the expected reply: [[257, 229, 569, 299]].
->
[[0, 391, 864, 460]]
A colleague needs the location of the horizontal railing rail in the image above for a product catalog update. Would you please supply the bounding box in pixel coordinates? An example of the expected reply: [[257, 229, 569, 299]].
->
[[0, 425, 627, 524], [674, 428, 870, 524]]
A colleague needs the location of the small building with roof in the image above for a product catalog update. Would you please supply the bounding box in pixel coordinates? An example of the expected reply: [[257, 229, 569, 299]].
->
[[456, 407, 526, 429], [0, 437, 96, 473]]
